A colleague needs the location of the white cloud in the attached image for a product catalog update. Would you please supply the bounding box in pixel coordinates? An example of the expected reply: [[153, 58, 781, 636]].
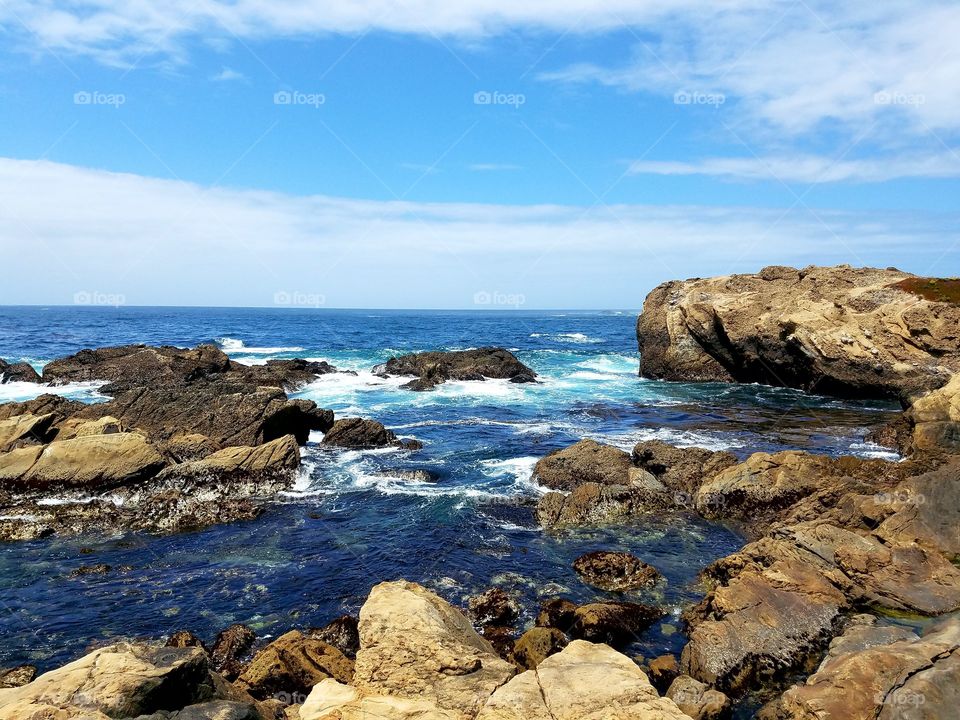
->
[[540, 1, 960, 139], [468, 163, 522, 172], [629, 154, 960, 184], [210, 66, 244, 82], [0, 158, 956, 308]]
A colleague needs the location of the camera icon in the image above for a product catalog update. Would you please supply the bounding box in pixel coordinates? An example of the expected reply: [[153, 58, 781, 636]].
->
[[274, 291, 292, 305], [73, 291, 92, 305], [874, 91, 892, 105], [274, 91, 292, 105], [473, 291, 492, 305], [74, 91, 92, 105], [474, 91, 492, 105], [673, 90, 692, 105]]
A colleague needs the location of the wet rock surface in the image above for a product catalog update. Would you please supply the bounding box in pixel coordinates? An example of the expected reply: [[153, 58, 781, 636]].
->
[[572, 550, 663, 592], [375, 347, 537, 390]]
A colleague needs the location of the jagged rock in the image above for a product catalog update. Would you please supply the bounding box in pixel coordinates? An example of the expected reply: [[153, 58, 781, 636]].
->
[[681, 556, 848, 695], [237, 630, 353, 701], [211, 624, 256, 681], [906, 373, 960, 452], [475, 640, 689, 720], [535, 598, 578, 633], [647, 654, 680, 693], [163, 434, 223, 462], [572, 551, 663, 591], [302, 581, 515, 720], [42, 344, 232, 392], [637, 265, 960, 399], [0, 643, 222, 719], [512, 627, 568, 670], [167, 631, 208, 651], [375, 348, 537, 390], [467, 588, 520, 627], [0, 413, 56, 452], [0, 360, 40, 384], [632, 440, 738, 500], [77, 384, 331, 447], [0, 394, 85, 423], [570, 601, 663, 646], [235, 359, 337, 390], [155, 436, 300, 486], [533, 439, 655, 491], [56, 415, 126, 440], [666, 675, 732, 720], [481, 626, 516, 663], [307, 616, 360, 658], [0, 666, 35, 689], [5, 432, 166, 491], [767, 620, 960, 720], [320, 418, 399, 449]]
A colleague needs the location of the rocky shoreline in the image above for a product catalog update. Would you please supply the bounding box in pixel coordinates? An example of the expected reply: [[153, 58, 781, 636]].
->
[[2, 265, 960, 719]]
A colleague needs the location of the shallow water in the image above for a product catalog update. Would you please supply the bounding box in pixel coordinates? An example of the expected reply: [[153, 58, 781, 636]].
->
[[0, 307, 899, 670]]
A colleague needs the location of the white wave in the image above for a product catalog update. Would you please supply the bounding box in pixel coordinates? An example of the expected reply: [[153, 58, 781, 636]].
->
[[478, 456, 548, 496], [217, 337, 304, 355], [529, 332, 603, 344], [599, 427, 743, 452], [848, 441, 901, 461], [0, 380, 108, 404], [575, 354, 638, 374]]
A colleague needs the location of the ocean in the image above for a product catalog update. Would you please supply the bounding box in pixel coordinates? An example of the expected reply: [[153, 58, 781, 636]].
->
[[0, 306, 899, 671]]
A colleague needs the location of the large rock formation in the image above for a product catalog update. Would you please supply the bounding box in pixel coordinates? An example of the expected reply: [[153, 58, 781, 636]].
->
[[764, 619, 960, 719], [0, 642, 263, 720], [374, 348, 537, 391], [637, 265, 960, 399]]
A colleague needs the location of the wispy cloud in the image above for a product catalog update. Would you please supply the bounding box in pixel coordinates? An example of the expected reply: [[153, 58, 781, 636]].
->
[[210, 66, 244, 82], [468, 163, 522, 172], [1, 158, 956, 307], [629, 154, 960, 184]]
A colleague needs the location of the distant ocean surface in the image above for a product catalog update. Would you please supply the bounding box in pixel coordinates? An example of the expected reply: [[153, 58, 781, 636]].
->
[[0, 306, 899, 670]]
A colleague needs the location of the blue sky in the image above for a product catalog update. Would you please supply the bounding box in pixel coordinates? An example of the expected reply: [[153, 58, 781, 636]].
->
[[0, 1, 958, 308]]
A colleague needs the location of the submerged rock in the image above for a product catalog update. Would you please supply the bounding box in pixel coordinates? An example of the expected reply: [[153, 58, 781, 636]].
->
[[572, 551, 663, 592], [375, 347, 537, 390], [210, 624, 257, 681], [636, 265, 960, 399], [569, 601, 663, 646], [468, 587, 520, 628]]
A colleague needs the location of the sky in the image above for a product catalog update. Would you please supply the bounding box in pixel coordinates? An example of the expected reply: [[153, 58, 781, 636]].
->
[[0, 0, 958, 309]]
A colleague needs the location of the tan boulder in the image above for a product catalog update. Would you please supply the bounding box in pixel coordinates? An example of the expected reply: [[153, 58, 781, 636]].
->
[[666, 675, 731, 720], [237, 630, 353, 701], [16, 432, 166, 490], [477, 640, 689, 720], [533, 439, 656, 491], [340, 581, 514, 719], [0, 643, 216, 719], [0, 413, 55, 452], [907, 373, 960, 451], [512, 627, 568, 670]]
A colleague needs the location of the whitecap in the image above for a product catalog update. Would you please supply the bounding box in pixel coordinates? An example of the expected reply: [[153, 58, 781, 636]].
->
[[217, 337, 304, 355], [599, 427, 743, 452], [848, 441, 901, 461], [0, 380, 108, 404]]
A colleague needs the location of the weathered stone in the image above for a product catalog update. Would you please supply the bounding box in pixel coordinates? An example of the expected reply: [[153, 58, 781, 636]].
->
[[320, 418, 399, 449], [666, 675, 732, 720], [533, 439, 653, 491], [536, 598, 578, 633], [237, 630, 353, 701], [512, 627, 568, 670], [637, 265, 960, 399], [573, 551, 663, 592], [211, 624, 256, 681], [307, 616, 359, 658], [467, 588, 520, 627], [0, 360, 41, 384], [570, 602, 663, 646], [376, 348, 536, 390]]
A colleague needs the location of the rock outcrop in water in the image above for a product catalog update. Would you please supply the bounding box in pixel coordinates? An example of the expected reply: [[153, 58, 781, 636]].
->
[[0, 359, 40, 384], [637, 265, 960, 399], [374, 347, 537, 390], [0, 344, 355, 540]]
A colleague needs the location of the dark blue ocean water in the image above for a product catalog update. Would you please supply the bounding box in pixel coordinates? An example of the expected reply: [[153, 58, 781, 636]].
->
[[0, 307, 899, 672]]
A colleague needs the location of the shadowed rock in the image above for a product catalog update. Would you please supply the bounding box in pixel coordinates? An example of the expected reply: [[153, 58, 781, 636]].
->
[[375, 347, 537, 391]]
